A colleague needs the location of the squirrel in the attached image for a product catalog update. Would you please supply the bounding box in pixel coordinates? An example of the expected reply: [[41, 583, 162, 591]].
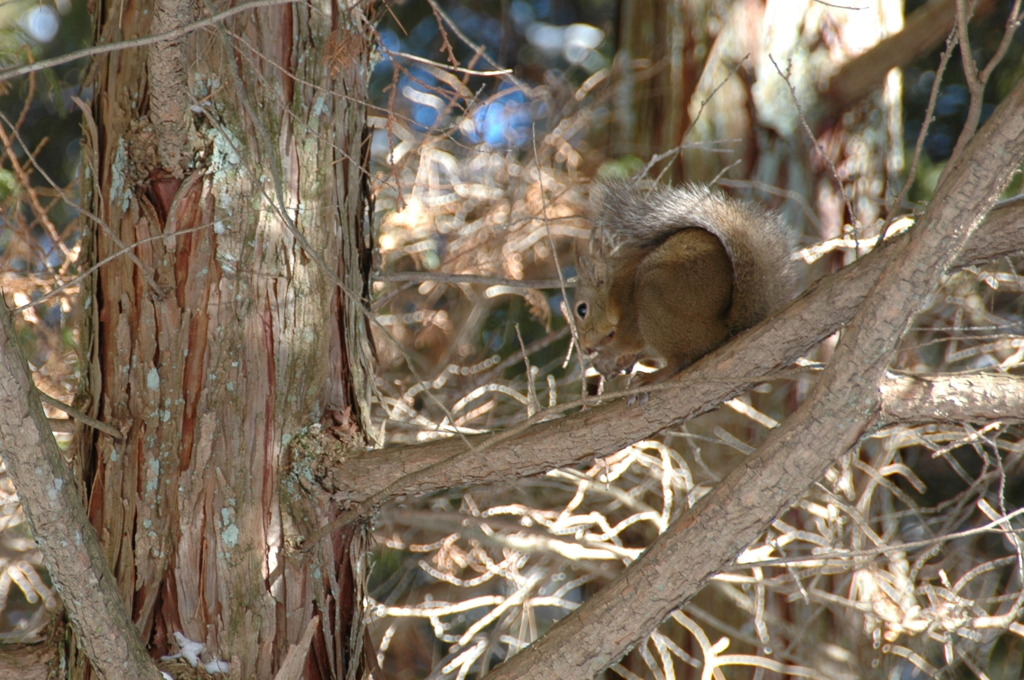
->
[[574, 181, 798, 384]]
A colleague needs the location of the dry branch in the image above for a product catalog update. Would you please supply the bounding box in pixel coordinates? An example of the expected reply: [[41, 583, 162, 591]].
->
[[325, 195, 1024, 507], [0, 297, 162, 680], [0, 0, 302, 83], [484, 72, 1024, 680], [879, 372, 1024, 425]]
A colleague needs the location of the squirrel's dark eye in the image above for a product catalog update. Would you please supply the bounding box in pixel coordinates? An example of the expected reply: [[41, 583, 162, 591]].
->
[[576, 302, 588, 318]]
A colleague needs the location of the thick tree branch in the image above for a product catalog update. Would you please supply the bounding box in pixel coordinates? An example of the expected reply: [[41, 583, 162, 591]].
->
[[324, 195, 1024, 507], [486, 75, 1024, 679], [0, 297, 162, 680], [879, 372, 1024, 425]]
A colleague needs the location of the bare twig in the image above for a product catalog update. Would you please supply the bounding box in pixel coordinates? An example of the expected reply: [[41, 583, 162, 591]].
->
[[36, 391, 124, 440], [887, 25, 958, 222], [826, 0, 998, 116], [389, 50, 512, 77], [942, 0, 1023, 173], [0, 0, 303, 83], [0, 106, 166, 298], [324, 197, 1024, 507], [769, 55, 857, 234], [375, 272, 570, 289]]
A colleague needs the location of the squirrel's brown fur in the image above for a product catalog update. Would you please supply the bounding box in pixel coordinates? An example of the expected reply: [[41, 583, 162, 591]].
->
[[575, 182, 798, 382]]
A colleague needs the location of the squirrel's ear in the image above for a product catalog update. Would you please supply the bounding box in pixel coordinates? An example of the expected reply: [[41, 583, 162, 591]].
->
[[578, 252, 607, 285]]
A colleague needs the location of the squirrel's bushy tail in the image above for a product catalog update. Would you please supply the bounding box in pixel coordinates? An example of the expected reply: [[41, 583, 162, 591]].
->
[[594, 180, 798, 334]]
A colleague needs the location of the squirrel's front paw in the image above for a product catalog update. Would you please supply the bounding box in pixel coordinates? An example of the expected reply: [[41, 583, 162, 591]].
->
[[625, 389, 650, 408], [623, 370, 656, 407]]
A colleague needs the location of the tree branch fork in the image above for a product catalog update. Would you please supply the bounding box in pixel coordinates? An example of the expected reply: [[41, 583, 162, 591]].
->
[[314, 196, 1024, 511], [480, 65, 1024, 679], [2, 74, 1023, 680], [2, 161, 1020, 680]]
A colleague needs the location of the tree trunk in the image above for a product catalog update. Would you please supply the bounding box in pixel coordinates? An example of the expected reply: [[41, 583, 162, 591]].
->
[[75, 0, 376, 676]]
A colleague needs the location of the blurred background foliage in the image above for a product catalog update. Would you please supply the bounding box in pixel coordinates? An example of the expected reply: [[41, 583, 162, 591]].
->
[[2, 0, 1024, 678], [0, 0, 88, 644]]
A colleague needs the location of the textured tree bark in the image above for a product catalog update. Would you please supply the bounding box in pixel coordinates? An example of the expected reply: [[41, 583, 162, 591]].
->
[[0, 300, 161, 680], [484, 64, 1024, 680], [0, 641, 63, 679], [72, 0, 376, 676]]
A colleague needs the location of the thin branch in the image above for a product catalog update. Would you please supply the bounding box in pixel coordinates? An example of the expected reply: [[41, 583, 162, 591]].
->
[[322, 196, 1024, 507], [0, 106, 165, 299], [375, 272, 570, 289], [0, 0, 302, 83], [484, 66, 1024, 680], [888, 24, 958, 221], [942, 0, 1021, 174], [423, 0, 530, 93], [0, 297, 162, 679], [388, 50, 512, 77], [978, 0, 1023, 85], [12, 223, 215, 314], [825, 0, 997, 116], [0, 115, 74, 265], [769, 55, 856, 232], [36, 391, 124, 440]]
